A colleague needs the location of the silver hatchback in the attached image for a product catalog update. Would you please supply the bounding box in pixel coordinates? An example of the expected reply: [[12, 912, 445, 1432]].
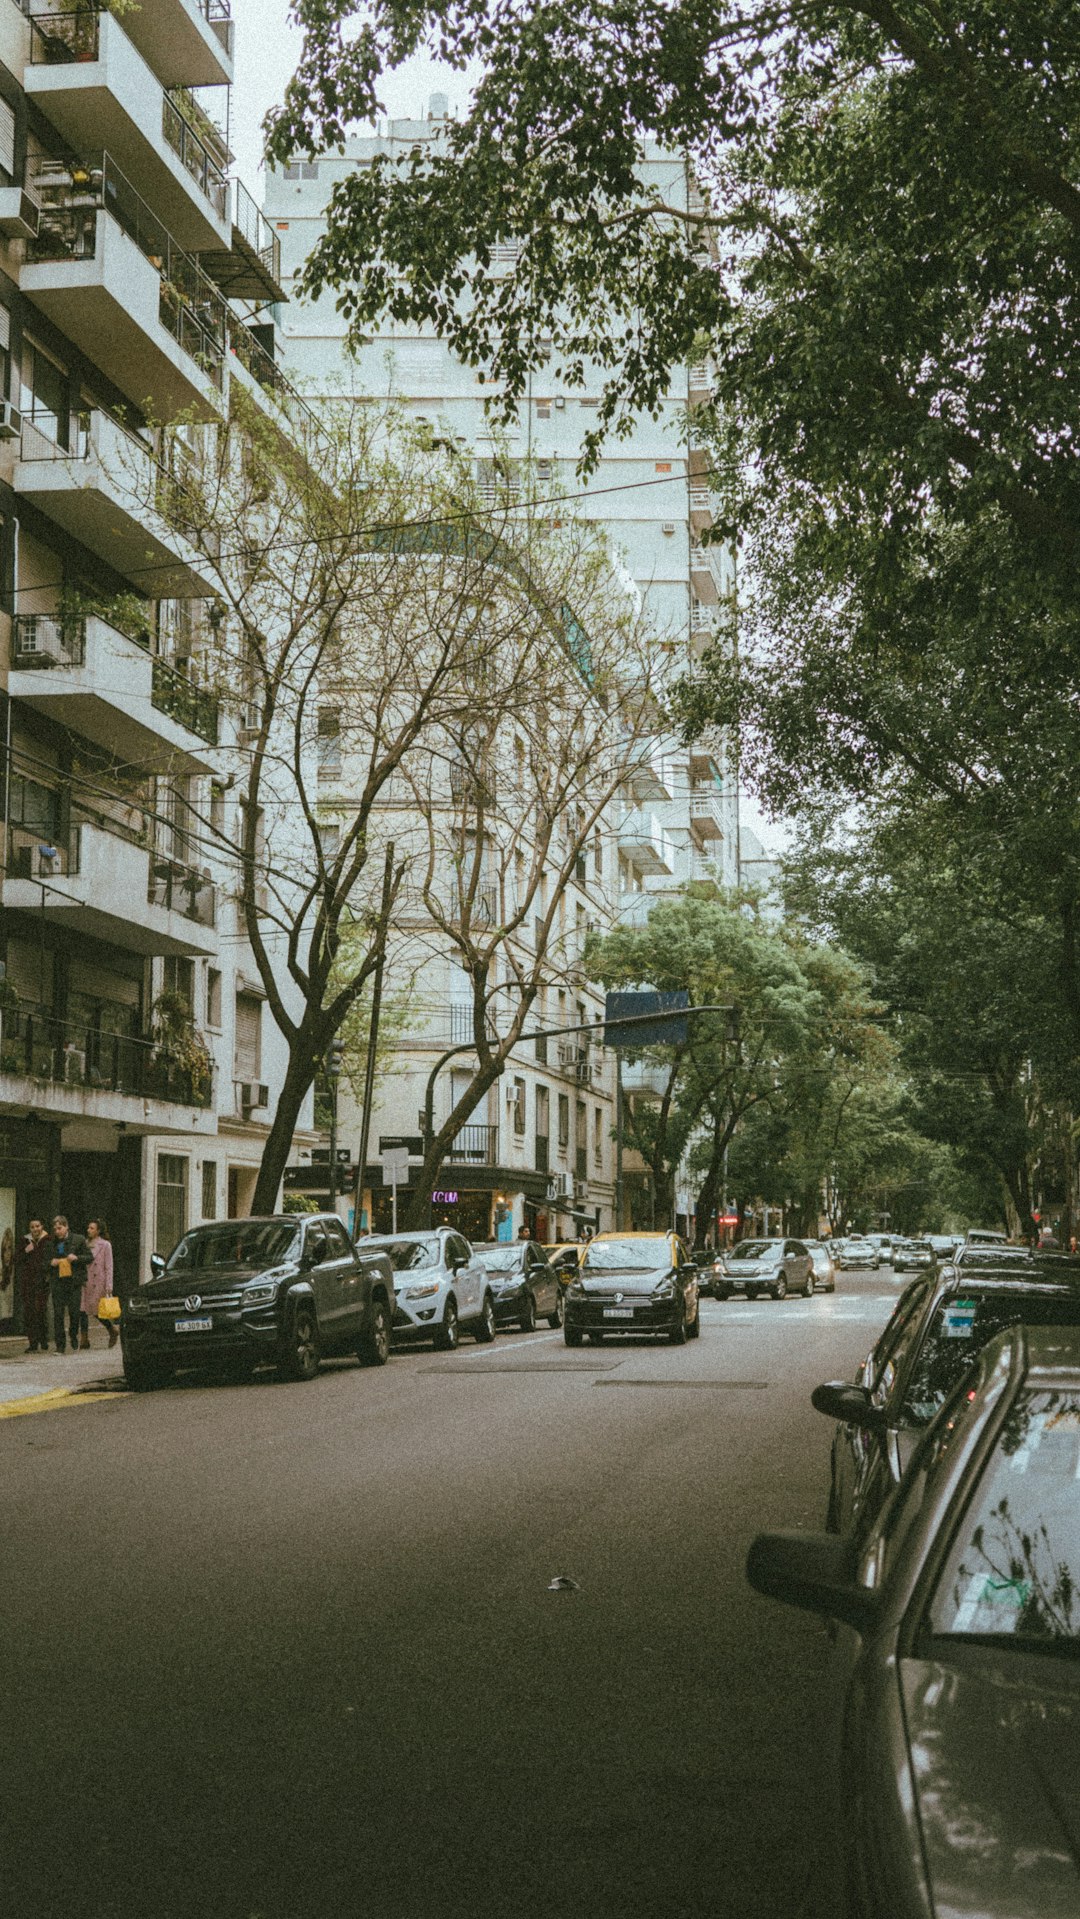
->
[[367, 1229, 497, 1350]]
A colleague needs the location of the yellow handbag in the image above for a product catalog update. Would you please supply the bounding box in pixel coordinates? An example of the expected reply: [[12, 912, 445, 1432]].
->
[[97, 1294, 121, 1322]]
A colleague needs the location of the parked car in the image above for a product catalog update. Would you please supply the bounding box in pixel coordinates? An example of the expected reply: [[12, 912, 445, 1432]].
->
[[748, 1321, 1080, 1919], [712, 1236, 815, 1300], [803, 1239, 837, 1293], [926, 1232, 961, 1265], [564, 1231, 700, 1344], [122, 1214, 395, 1390], [472, 1241, 563, 1329], [366, 1228, 497, 1350], [965, 1226, 1009, 1246], [834, 1236, 879, 1270], [891, 1238, 937, 1275], [542, 1242, 583, 1302], [811, 1250, 1080, 1542]]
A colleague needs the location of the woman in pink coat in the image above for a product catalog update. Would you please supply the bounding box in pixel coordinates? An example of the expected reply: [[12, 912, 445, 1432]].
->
[[79, 1219, 116, 1348]]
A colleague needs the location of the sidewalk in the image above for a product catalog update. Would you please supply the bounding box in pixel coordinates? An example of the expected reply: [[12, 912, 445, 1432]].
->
[[0, 1324, 127, 1416]]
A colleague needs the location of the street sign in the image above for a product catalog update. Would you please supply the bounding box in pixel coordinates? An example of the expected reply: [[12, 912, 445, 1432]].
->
[[380, 1134, 424, 1157], [604, 990, 690, 1048], [380, 1147, 410, 1187]]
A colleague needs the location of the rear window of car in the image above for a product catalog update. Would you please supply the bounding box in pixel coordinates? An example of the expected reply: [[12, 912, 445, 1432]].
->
[[901, 1289, 1080, 1427]]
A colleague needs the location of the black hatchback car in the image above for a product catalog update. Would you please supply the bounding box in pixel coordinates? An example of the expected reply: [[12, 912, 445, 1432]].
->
[[121, 1215, 395, 1389], [813, 1249, 1080, 1541], [471, 1241, 563, 1330], [563, 1231, 700, 1344]]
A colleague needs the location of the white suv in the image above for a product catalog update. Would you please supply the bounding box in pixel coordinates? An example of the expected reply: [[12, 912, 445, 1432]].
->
[[368, 1228, 497, 1350]]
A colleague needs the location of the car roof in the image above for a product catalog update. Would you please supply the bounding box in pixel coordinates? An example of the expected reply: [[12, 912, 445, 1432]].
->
[[942, 1266, 1080, 1299], [591, 1229, 674, 1238], [366, 1228, 449, 1243]]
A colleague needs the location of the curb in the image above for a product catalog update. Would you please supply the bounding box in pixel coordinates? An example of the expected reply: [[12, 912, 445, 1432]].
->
[[0, 1382, 127, 1420]]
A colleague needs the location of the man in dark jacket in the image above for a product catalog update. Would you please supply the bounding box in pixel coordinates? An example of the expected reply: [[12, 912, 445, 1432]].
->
[[49, 1215, 92, 1354], [17, 1220, 51, 1353]]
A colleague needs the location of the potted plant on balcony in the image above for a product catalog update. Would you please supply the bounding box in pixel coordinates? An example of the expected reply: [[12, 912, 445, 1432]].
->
[[150, 989, 212, 1103]]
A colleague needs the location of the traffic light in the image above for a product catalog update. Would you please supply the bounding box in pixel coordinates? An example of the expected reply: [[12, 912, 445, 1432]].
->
[[327, 1036, 344, 1078]]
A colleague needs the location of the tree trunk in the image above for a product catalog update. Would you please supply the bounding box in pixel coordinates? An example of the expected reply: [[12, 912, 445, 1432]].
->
[[251, 1041, 320, 1216]]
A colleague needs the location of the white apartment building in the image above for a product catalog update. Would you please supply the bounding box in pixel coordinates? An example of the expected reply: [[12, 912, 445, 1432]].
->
[[266, 111, 747, 1236], [0, 0, 314, 1312]]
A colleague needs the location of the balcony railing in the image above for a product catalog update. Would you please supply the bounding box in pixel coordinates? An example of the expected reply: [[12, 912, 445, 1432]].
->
[[447, 1124, 499, 1166], [11, 613, 87, 669], [28, 8, 100, 63], [6, 822, 80, 881], [26, 152, 227, 389], [0, 1002, 212, 1109], [148, 856, 216, 928], [226, 312, 315, 428], [449, 1004, 499, 1046], [151, 654, 219, 744], [230, 177, 280, 286], [163, 92, 228, 221]]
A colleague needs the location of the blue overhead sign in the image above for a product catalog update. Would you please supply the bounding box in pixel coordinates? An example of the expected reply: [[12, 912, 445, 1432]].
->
[[603, 990, 690, 1048]]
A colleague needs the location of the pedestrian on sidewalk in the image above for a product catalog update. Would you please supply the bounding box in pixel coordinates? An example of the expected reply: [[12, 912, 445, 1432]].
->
[[79, 1220, 116, 1349], [16, 1220, 51, 1353], [49, 1215, 92, 1355]]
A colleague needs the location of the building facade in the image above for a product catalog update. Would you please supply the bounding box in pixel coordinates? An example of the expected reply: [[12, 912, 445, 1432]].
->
[[0, 0, 312, 1316]]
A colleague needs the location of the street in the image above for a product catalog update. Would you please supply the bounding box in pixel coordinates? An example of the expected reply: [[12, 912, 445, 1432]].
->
[[1, 1273, 896, 1919]]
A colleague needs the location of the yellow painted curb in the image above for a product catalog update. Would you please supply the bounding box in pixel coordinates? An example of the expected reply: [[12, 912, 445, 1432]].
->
[[0, 1386, 125, 1419]]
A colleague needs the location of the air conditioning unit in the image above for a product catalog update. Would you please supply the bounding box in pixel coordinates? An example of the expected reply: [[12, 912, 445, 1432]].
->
[[240, 1081, 269, 1110], [661, 521, 676, 535], [556, 1040, 577, 1065], [573, 1178, 588, 1203], [0, 401, 23, 441], [547, 1171, 572, 1200], [0, 188, 39, 239]]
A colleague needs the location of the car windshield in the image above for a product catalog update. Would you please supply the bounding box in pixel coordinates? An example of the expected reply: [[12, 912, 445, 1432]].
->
[[474, 1247, 525, 1272], [901, 1290, 1080, 1427], [369, 1238, 441, 1273], [582, 1237, 671, 1272], [927, 1389, 1080, 1650], [727, 1241, 776, 1261], [164, 1222, 298, 1273]]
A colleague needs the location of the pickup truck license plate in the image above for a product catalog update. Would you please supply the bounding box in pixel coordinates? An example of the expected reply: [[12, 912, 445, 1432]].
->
[[175, 1316, 212, 1333], [604, 1307, 634, 1319]]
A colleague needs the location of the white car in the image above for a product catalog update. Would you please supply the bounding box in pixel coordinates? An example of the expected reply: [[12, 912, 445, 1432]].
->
[[367, 1228, 497, 1349], [803, 1239, 837, 1292]]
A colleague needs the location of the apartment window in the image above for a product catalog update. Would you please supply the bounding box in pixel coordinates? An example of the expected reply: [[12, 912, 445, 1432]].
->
[[319, 820, 341, 863], [209, 782, 226, 839], [206, 967, 222, 1029], [162, 956, 194, 1015], [0, 99, 14, 185], [156, 1154, 188, 1252], [317, 706, 341, 779], [655, 461, 672, 473], [512, 1076, 526, 1136], [594, 1106, 604, 1165], [284, 160, 320, 180], [0, 304, 10, 407], [557, 1092, 570, 1150], [201, 1160, 217, 1220], [20, 338, 69, 448], [234, 992, 262, 1083], [536, 402, 551, 420], [593, 828, 603, 879]]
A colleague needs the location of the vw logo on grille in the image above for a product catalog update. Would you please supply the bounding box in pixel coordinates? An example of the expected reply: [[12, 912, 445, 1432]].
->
[[185, 1295, 201, 1312], [614, 1292, 623, 1303]]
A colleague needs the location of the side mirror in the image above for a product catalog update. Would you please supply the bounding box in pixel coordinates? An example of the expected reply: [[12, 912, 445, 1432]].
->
[[811, 1380, 888, 1434], [746, 1530, 882, 1634], [150, 1253, 165, 1279]]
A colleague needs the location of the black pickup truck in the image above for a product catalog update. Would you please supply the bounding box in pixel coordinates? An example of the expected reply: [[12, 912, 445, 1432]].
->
[[121, 1214, 394, 1390]]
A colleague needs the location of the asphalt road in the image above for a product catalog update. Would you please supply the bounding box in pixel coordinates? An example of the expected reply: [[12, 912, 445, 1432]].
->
[[1, 1269, 898, 1919]]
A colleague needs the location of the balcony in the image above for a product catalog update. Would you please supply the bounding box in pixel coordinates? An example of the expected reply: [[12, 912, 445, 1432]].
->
[[689, 791, 725, 843], [113, 0, 234, 88], [688, 362, 713, 405], [10, 614, 218, 775], [200, 179, 285, 304], [618, 889, 654, 928], [23, 155, 226, 419], [449, 1003, 499, 1046], [25, 14, 230, 254], [0, 1002, 214, 1131], [4, 823, 217, 957], [689, 485, 713, 532], [16, 411, 219, 596], [447, 1124, 499, 1166], [617, 811, 674, 876], [625, 744, 673, 803], [227, 314, 315, 430], [690, 544, 721, 606]]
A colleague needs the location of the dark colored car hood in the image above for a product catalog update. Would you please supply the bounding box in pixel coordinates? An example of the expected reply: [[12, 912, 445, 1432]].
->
[[901, 1652, 1080, 1918], [144, 1261, 297, 1297]]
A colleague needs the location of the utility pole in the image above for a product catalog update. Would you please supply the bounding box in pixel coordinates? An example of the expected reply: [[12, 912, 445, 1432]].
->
[[326, 1036, 343, 1213], [352, 842, 395, 1236]]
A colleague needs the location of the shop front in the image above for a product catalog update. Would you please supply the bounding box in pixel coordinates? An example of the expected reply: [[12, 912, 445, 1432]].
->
[[0, 1116, 61, 1331]]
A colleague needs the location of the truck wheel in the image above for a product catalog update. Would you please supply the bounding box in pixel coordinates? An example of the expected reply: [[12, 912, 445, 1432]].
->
[[278, 1304, 320, 1381], [358, 1298, 391, 1366]]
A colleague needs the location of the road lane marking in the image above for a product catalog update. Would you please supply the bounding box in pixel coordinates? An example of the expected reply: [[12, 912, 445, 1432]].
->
[[593, 1378, 769, 1391]]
